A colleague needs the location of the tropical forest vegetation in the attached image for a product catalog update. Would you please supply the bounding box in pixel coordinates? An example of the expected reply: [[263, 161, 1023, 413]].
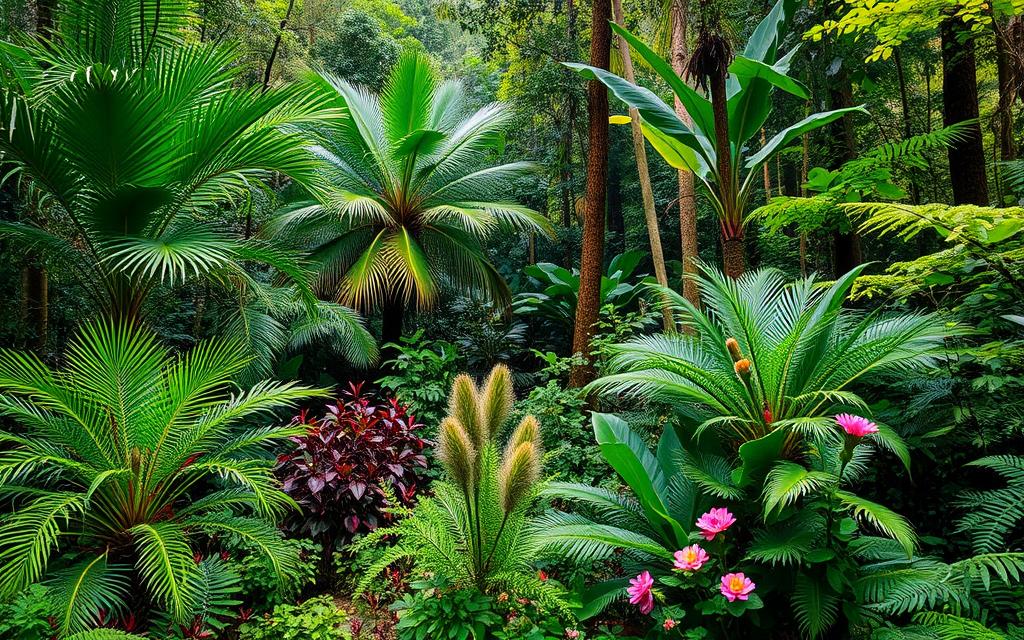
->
[[0, 0, 1022, 638]]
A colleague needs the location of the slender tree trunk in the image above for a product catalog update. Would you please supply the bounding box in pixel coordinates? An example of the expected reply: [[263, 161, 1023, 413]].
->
[[941, 19, 989, 205], [800, 125, 809, 277], [263, 0, 296, 91], [670, 0, 701, 305], [568, 0, 612, 388], [21, 264, 47, 352], [894, 48, 922, 204], [828, 71, 863, 275], [710, 69, 742, 278], [995, 16, 1021, 195], [613, 0, 673, 331], [560, 0, 579, 265]]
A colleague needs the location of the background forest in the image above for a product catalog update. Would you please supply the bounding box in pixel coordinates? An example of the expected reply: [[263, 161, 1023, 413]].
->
[[0, 0, 1021, 638]]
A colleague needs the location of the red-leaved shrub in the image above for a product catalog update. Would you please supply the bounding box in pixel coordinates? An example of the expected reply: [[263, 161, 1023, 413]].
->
[[276, 383, 428, 552]]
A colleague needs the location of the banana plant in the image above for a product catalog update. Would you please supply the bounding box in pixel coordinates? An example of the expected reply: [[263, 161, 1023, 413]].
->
[[566, 0, 866, 276]]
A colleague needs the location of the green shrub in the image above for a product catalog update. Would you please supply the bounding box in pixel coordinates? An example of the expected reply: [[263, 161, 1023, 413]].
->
[[377, 330, 459, 428], [235, 539, 320, 612], [238, 595, 350, 640], [0, 584, 53, 640], [391, 580, 501, 640]]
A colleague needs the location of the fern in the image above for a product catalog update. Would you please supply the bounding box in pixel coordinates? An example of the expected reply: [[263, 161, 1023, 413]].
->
[[792, 573, 840, 639], [955, 455, 1024, 553]]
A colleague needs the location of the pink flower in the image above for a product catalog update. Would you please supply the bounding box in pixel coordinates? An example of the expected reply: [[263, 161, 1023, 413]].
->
[[695, 507, 736, 541], [673, 544, 710, 571], [565, 631, 580, 639], [720, 572, 756, 602], [835, 413, 878, 438], [663, 618, 677, 630], [627, 570, 655, 615]]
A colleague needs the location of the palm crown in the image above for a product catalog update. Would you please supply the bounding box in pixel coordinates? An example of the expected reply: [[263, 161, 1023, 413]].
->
[[0, 0, 330, 319], [268, 52, 553, 338], [591, 265, 953, 457], [0, 322, 324, 633]]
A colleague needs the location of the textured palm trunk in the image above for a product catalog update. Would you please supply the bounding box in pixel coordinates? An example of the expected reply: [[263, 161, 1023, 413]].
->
[[671, 0, 701, 306], [568, 0, 611, 388], [941, 19, 989, 205], [20, 264, 47, 352], [710, 66, 742, 277], [613, 0, 673, 331]]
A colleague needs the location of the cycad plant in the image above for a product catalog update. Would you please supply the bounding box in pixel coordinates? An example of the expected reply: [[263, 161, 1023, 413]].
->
[[591, 264, 951, 470], [567, 0, 864, 276], [0, 322, 323, 635], [266, 52, 553, 343], [354, 365, 565, 611], [0, 0, 330, 320]]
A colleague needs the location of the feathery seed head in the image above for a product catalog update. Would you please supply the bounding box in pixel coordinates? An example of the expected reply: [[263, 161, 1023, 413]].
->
[[506, 415, 541, 454], [499, 441, 539, 513], [449, 374, 483, 448], [479, 364, 515, 441], [437, 416, 477, 494]]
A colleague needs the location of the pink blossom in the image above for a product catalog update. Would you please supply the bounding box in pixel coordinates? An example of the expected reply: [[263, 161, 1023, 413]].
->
[[673, 544, 710, 571], [565, 631, 580, 639], [663, 618, 677, 630], [720, 572, 756, 602], [835, 413, 879, 438], [627, 570, 655, 615], [695, 507, 736, 541]]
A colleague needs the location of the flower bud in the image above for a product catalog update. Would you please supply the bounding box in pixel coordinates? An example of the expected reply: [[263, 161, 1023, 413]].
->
[[725, 337, 743, 362]]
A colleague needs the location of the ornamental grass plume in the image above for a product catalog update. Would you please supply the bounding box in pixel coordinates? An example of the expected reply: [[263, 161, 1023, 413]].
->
[[437, 416, 477, 493], [627, 570, 655, 614], [480, 364, 515, 440], [720, 572, 756, 602], [505, 415, 541, 456], [449, 374, 484, 448], [500, 441, 541, 513]]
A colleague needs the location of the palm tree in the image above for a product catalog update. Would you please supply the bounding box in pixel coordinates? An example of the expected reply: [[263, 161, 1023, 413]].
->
[[0, 321, 325, 635], [591, 264, 954, 458], [0, 0, 331, 321], [568, 0, 865, 277], [266, 52, 553, 344]]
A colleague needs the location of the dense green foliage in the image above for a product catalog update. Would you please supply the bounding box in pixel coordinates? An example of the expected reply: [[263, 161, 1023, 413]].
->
[[0, 0, 1022, 637]]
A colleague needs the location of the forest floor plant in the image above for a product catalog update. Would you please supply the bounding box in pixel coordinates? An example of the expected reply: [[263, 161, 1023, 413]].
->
[[0, 322, 323, 636], [352, 364, 568, 616]]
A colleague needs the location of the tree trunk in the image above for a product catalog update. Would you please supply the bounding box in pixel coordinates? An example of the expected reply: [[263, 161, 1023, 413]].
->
[[613, 0, 673, 331], [263, 0, 296, 91], [568, 0, 612, 388], [20, 264, 48, 353], [610, 0, 675, 329], [35, 0, 54, 31], [941, 19, 989, 205], [722, 238, 744, 279], [995, 16, 1021, 201], [710, 65, 741, 277], [671, 0, 701, 306], [828, 70, 863, 274]]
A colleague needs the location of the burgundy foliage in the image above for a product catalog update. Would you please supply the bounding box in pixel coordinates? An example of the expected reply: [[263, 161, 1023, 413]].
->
[[276, 383, 429, 541]]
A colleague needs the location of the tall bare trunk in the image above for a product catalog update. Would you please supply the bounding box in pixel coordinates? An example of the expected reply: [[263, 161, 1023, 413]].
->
[[613, 0, 674, 331], [941, 19, 989, 205], [995, 16, 1021, 199], [670, 0, 700, 306], [709, 66, 741, 277], [263, 0, 296, 91], [569, 0, 612, 388]]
